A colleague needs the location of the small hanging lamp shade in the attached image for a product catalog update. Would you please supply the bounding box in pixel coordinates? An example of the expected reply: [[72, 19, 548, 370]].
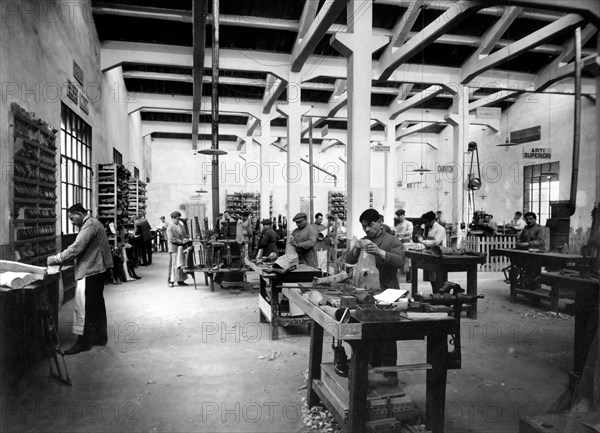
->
[[197, 148, 227, 156]]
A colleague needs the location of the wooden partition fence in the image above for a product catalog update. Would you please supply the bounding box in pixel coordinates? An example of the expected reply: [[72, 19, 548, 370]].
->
[[463, 234, 518, 272]]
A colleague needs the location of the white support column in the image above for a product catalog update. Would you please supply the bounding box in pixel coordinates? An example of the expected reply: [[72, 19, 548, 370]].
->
[[253, 134, 278, 220], [330, 0, 387, 238], [143, 134, 153, 183], [280, 73, 304, 235], [445, 86, 470, 230], [384, 118, 397, 222]]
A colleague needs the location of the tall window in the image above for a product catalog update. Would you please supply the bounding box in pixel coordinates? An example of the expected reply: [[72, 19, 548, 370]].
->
[[60, 104, 92, 234], [113, 148, 123, 165], [523, 162, 559, 226]]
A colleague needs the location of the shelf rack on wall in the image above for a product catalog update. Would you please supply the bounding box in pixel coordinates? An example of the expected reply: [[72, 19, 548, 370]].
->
[[127, 178, 147, 219], [97, 163, 131, 245], [225, 191, 262, 216], [9, 103, 58, 265], [328, 191, 373, 221]]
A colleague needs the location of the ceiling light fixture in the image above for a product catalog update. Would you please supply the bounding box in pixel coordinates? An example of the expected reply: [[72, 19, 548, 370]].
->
[[197, 148, 228, 156]]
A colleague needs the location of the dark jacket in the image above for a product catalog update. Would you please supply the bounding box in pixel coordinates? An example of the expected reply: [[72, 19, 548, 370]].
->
[[258, 227, 278, 256], [135, 218, 153, 242], [342, 230, 404, 290]]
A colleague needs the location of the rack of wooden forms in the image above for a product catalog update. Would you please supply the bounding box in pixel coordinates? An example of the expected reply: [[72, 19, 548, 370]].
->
[[128, 178, 147, 218], [97, 163, 131, 246], [463, 234, 517, 271], [8, 103, 58, 265]]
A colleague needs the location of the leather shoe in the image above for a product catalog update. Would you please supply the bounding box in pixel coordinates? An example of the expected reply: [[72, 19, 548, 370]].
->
[[177, 281, 188, 286], [64, 341, 91, 355]]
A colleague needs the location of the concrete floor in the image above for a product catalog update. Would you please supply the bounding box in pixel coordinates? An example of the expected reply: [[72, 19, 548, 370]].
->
[[1, 253, 577, 433]]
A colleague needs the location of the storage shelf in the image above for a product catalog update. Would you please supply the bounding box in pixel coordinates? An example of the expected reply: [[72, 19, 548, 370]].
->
[[14, 132, 56, 152], [14, 218, 56, 224], [9, 103, 58, 264], [15, 235, 56, 244], [12, 109, 56, 136]]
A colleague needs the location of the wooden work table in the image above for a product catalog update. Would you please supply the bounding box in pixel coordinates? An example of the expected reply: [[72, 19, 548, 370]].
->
[[490, 249, 586, 308], [285, 287, 460, 433], [0, 273, 59, 391], [540, 271, 599, 386], [404, 251, 486, 319], [244, 259, 322, 340]]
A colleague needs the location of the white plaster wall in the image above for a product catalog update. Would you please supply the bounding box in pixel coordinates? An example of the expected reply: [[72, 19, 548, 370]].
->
[[398, 92, 596, 232], [101, 66, 130, 166], [0, 0, 147, 248], [0, 0, 105, 245], [466, 93, 596, 230]]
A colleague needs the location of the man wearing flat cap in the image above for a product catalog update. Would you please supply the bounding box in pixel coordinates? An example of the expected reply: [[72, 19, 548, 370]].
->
[[289, 212, 319, 268], [166, 211, 189, 287], [258, 218, 278, 257]]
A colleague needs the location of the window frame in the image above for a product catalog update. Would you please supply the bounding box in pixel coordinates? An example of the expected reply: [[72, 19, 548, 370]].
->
[[523, 161, 559, 226], [60, 104, 92, 234]]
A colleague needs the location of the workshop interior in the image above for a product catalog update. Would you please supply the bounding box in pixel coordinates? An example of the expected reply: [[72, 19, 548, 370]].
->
[[1, 1, 599, 432]]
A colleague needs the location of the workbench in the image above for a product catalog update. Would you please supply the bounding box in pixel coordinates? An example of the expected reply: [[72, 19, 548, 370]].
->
[[0, 274, 59, 391], [404, 251, 486, 319], [183, 241, 248, 291], [244, 259, 322, 340], [540, 271, 599, 386], [285, 287, 460, 433], [490, 249, 586, 308]]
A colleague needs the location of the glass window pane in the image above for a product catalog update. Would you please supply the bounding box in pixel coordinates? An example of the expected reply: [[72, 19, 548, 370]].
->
[[62, 209, 68, 234], [61, 158, 67, 182], [61, 183, 66, 206]]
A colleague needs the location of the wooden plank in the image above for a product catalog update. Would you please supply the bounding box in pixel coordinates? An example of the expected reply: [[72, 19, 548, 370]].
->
[[461, 14, 586, 84]]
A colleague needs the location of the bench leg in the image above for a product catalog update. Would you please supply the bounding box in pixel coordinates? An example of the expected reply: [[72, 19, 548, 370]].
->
[[550, 283, 559, 312]]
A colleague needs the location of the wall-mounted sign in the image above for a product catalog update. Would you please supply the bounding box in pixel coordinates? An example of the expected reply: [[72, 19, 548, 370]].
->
[[523, 147, 552, 159], [511, 126, 541, 144], [73, 60, 84, 86], [476, 107, 501, 119], [371, 145, 390, 153], [437, 165, 455, 173], [79, 95, 89, 114], [66, 80, 78, 104]]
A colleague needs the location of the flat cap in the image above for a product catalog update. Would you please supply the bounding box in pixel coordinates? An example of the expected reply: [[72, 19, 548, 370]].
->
[[292, 212, 307, 222], [170, 211, 182, 218], [261, 219, 272, 225]]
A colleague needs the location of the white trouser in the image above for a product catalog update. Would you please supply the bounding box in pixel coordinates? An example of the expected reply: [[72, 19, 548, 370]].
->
[[73, 278, 86, 335]]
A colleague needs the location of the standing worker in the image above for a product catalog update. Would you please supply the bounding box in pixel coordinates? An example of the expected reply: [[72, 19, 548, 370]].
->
[[166, 211, 189, 287], [135, 214, 153, 265], [47, 203, 113, 355], [289, 212, 319, 268]]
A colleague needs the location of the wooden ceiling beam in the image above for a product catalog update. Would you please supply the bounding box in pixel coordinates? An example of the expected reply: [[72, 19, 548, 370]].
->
[[298, 0, 320, 41], [477, 6, 522, 58], [389, 85, 445, 120], [93, 3, 594, 58], [460, 13, 587, 84], [396, 122, 443, 139], [389, 0, 423, 48], [262, 74, 287, 114], [468, 90, 521, 111], [290, 0, 347, 72], [378, 1, 487, 81]]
